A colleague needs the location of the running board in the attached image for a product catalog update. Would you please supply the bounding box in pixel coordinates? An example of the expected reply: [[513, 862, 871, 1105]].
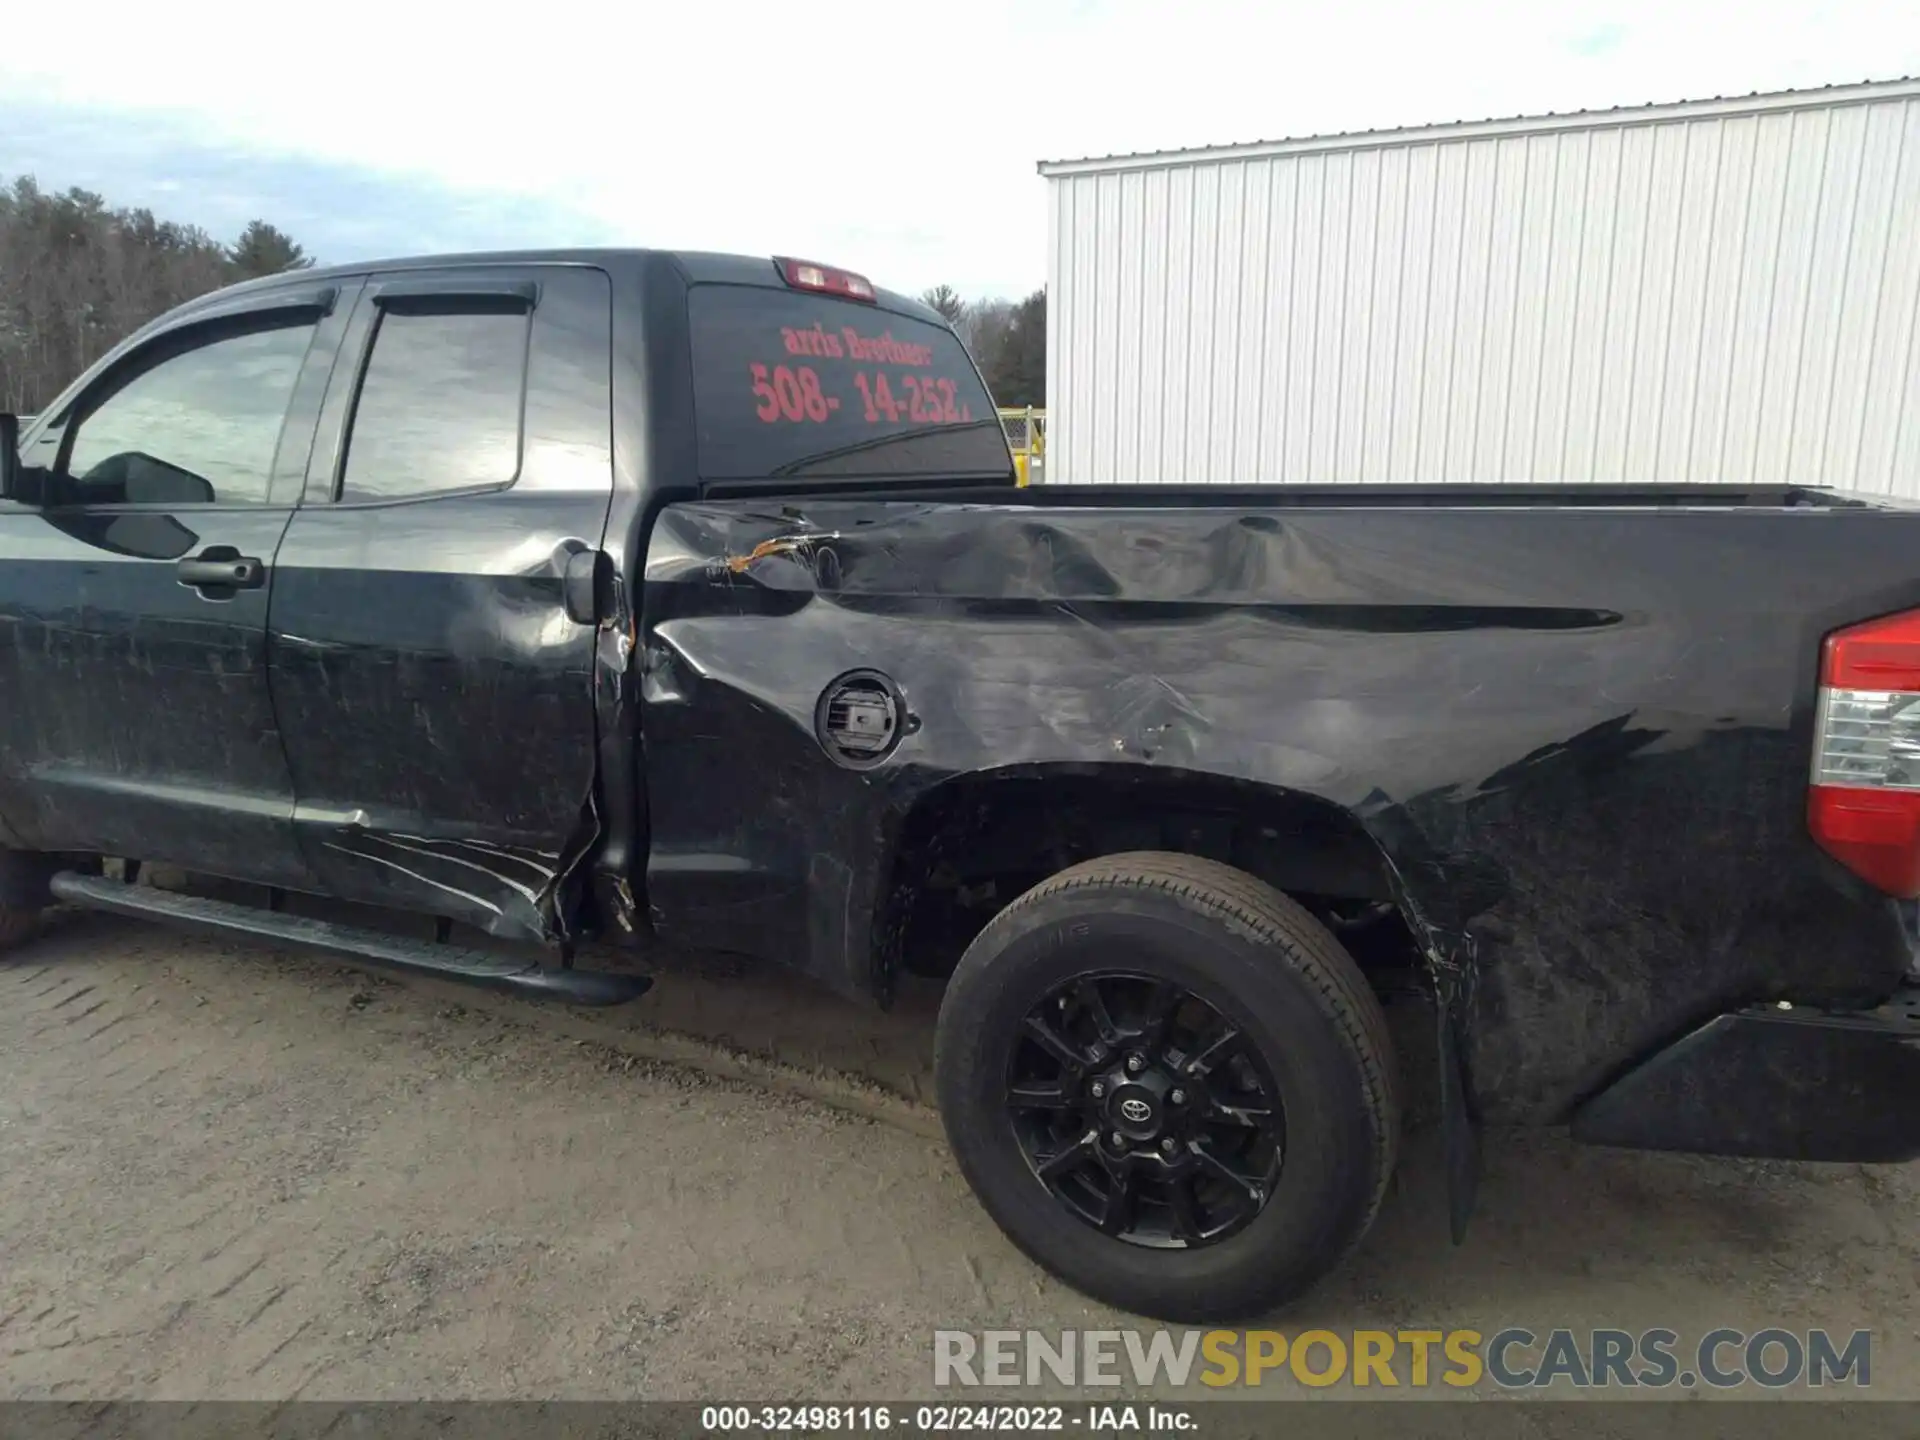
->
[[49, 870, 651, 1007]]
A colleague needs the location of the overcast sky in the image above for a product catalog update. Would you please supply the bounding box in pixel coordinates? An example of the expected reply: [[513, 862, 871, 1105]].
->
[[3, 0, 1917, 300]]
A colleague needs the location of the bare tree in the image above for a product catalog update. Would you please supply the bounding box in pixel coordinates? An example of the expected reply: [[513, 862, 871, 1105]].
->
[[982, 289, 1045, 408], [957, 297, 1013, 368], [0, 175, 314, 413], [915, 286, 1047, 408]]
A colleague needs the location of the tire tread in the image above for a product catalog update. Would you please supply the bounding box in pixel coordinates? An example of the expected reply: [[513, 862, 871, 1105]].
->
[[957, 851, 1400, 1289]]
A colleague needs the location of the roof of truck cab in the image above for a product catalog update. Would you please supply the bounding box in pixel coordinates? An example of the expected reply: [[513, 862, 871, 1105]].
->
[[182, 248, 942, 324]]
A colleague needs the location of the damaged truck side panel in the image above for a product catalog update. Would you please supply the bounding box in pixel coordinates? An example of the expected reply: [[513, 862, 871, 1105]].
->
[[267, 265, 618, 939], [640, 497, 1920, 1124], [0, 264, 619, 943]]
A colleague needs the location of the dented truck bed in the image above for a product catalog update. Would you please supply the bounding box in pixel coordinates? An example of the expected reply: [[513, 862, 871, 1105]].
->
[[641, 486, 1920, 1133]]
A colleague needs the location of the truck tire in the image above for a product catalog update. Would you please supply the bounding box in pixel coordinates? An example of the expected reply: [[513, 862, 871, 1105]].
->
[[934, 852, 1398, 1323]]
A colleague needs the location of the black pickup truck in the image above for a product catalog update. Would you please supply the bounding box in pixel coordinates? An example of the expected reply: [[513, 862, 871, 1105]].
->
[[4, 247, 1920, 1323]]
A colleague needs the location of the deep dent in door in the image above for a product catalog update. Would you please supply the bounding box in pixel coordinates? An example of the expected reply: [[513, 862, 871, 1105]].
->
[[268, 502, 613, 944]]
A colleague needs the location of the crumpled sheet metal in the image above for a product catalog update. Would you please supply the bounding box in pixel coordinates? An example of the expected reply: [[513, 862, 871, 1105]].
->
[[639, 497, 1920, 1121]]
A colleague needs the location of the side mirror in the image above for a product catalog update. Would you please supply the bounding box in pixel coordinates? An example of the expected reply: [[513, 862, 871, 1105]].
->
[[0, 413, 17, 500]]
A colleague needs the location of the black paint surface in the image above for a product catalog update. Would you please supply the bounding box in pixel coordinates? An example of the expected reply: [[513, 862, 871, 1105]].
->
[[641, 496, 1920, 1120]]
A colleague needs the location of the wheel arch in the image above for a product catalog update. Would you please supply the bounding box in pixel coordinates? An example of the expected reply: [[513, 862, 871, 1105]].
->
[[872, 762, 1417, 992]]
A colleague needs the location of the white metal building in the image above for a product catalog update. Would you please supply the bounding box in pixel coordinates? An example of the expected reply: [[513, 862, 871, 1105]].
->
[[1039, 78, 1920, 493]]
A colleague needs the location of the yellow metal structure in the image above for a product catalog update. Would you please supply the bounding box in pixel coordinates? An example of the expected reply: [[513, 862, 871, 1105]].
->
[[999, 406, 1046, 487]]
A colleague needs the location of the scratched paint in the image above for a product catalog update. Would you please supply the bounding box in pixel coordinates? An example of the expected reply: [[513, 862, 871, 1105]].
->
[[640, 496, 1920, 1122]]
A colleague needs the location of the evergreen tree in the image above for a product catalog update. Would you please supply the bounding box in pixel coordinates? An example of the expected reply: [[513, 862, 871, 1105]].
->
[[227, 220, 312, 280], [919, 284, 967, 327], [0, 178, 314, 410]]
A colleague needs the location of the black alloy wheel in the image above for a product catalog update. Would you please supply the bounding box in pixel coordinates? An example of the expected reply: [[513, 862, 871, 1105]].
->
[[935, 852, 1399, 1322], [1007, 971, 1286, 1249]]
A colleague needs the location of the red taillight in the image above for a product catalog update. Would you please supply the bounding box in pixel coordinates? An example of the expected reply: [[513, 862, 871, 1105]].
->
[[1821, 606, 1920, 690], [774, 256, 876, 302], [1810, 607, 1920, 897], [1808, 788, 1920, 896]]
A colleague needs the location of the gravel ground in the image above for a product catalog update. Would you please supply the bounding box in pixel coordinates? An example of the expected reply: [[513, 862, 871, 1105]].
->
[[3, 908, 1917, 1404]]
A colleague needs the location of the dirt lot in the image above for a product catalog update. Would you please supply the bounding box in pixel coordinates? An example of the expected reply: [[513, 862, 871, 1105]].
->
[[3, 907, 1918, 1403]]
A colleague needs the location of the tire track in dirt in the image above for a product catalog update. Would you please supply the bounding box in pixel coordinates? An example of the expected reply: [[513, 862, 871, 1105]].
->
[[3, 944, 343, 1396], [46, 983, 95, 1010], [2, 923, 1025, 1398], [8, 913, 1920, 1400]]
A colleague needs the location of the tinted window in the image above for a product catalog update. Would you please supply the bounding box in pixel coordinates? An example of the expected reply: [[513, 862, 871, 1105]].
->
[[340, 305, 528, 501], [63, 320, 316, 505], [688, 286, 1010, 481]]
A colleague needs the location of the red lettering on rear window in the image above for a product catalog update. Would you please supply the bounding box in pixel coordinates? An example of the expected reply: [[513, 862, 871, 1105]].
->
[[690, 285, 1010, 480]]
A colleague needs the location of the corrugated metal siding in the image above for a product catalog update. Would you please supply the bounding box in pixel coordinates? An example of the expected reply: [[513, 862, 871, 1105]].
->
[[1046, 91, 1920, 492]]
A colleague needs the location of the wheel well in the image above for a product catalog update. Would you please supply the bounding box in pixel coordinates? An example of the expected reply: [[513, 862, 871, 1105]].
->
[[876, 766, 1422, 988]]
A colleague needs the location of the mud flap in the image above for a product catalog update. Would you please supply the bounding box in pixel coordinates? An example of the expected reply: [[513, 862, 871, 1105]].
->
[[1436, 980, 1480, 1244]]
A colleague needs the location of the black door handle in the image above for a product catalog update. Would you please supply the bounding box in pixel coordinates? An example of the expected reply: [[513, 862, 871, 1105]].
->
[[177, 548, 265, 591]]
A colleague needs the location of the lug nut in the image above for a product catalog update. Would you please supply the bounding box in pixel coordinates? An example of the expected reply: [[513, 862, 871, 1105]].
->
[[1126, 1054, 1146, 1074], [1090, 1081, 1106, 1099], [1169, 1088, 1187, 1105], [1160, 1138, 1178, 1155]]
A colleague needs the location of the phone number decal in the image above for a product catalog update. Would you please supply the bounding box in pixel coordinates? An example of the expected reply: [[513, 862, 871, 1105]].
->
[[750, 363, 975, 427]]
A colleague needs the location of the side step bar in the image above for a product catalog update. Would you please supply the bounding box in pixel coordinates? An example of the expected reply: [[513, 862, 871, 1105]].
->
[[49, 870, 651, 1007]]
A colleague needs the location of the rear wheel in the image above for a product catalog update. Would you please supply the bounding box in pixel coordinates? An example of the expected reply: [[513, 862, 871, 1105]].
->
[[933, 852, 1398, 1322]]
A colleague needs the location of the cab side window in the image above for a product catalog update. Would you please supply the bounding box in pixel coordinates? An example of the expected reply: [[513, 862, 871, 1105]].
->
[[60, 319, 318, 506], [337, 304, 530, 502]]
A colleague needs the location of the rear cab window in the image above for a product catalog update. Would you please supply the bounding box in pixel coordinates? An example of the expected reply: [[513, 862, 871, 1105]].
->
[[688, 286, 1011, 482], [339, 303, 530, 502]]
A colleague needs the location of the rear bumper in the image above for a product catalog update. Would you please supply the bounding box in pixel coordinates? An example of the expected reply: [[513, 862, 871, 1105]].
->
[[1571, 982, 1920, 1163]]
